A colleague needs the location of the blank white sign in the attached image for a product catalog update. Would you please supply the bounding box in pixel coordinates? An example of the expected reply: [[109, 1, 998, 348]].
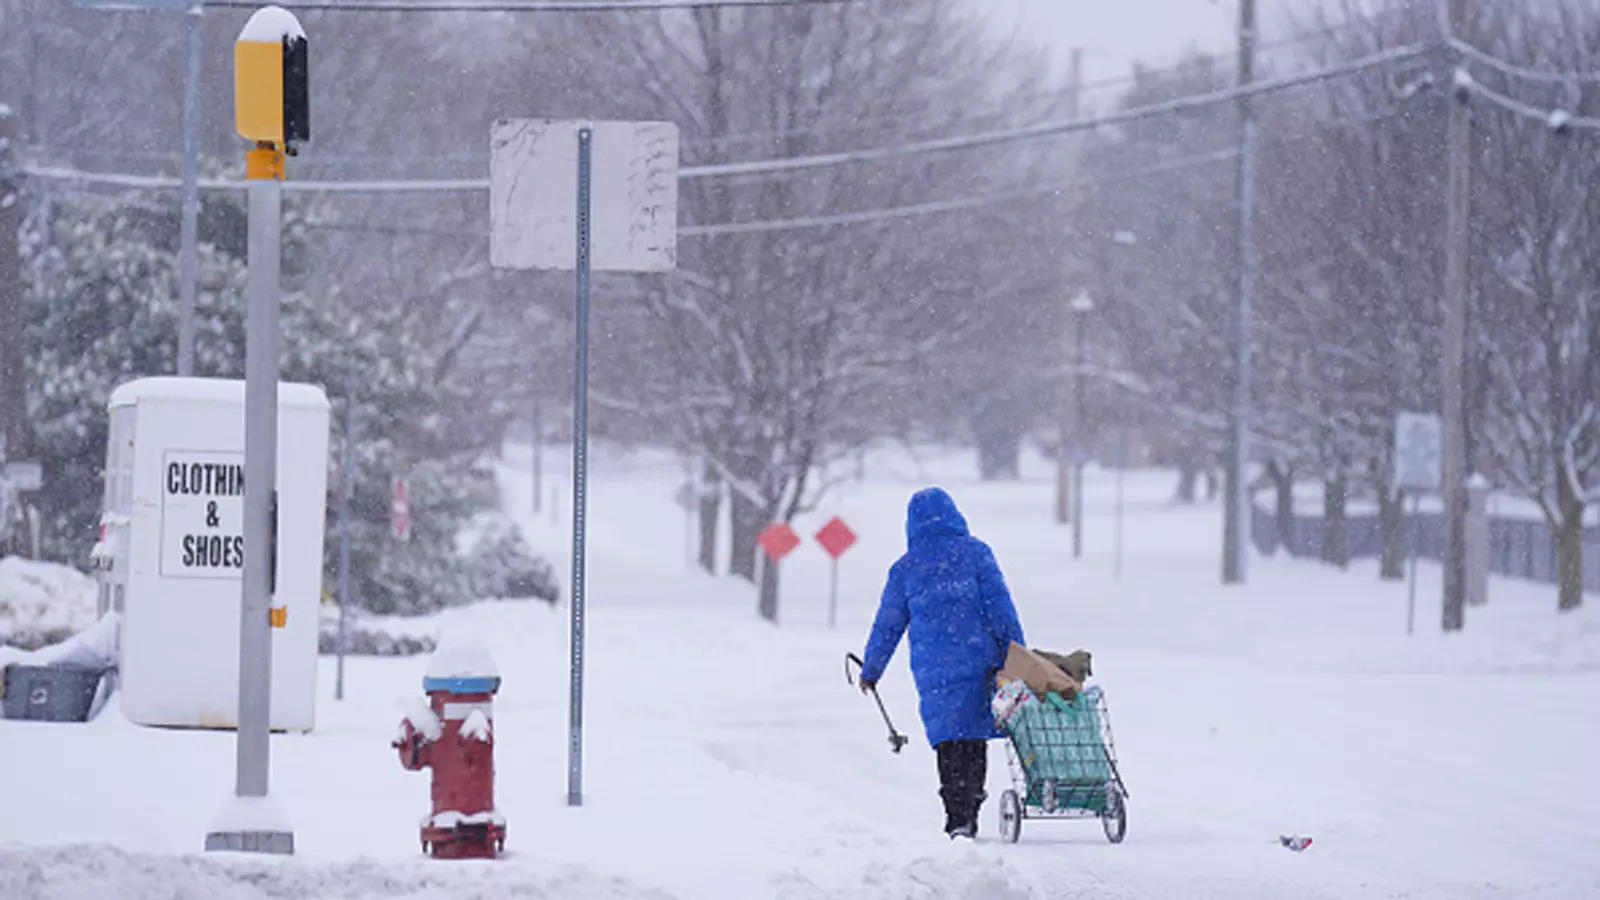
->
[[490, 119, 679, 273], [1394, 411, 1443, 492]]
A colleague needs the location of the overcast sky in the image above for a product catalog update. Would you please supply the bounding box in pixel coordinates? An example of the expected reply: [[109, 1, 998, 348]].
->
[[987, 1, 1311, 103]]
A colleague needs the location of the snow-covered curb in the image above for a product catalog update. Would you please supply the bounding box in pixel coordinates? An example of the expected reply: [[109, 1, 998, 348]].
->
[[0, 841, 1044, 900]]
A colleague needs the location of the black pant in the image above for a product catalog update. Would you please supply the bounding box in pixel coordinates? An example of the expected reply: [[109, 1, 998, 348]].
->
[[935, 740, 987, 833]]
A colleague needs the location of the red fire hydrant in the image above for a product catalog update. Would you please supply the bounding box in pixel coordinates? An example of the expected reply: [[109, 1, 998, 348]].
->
[[393, 644, 506, 859]]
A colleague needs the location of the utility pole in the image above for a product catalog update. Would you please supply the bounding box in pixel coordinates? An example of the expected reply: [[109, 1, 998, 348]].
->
[[0, 109, 30, 474], [1056, 47, 1084, 528], [177, 5, 203, 376], [1439, 0, 1470, 632], [1222, 0, 1258, 585]]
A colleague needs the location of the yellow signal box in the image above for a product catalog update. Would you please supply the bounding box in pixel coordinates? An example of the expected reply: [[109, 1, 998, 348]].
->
[[235, 6, 309, 158]]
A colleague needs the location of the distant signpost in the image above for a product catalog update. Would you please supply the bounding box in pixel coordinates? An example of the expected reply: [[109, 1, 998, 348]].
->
[[815, 517, 858, 629], [1394, 411, 1443, 636]]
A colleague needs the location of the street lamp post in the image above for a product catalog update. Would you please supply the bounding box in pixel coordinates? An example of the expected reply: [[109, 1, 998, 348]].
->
[[1069, 291, 1094, 560]]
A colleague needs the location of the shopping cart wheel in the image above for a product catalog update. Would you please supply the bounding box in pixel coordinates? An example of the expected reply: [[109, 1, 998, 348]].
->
[[1102, 787, 1127, 844], [999, 789, 1022, 844]]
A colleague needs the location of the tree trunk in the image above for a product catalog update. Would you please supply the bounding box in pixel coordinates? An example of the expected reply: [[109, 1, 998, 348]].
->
[[1264, 461, 1294, 555], [728, 487, 763, 583], [1555, 460, 1585, 612], [1176, 463, 1199, 504], [696, 465, 721, 575], [1322, 474, 1349, 569], [1378, 483, 1405, 580], [972, 399, 1022, 481], [758, 553, 780, 622]]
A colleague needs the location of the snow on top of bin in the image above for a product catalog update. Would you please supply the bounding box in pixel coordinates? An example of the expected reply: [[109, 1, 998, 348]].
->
[[108, 377, 329, 412], [239, 6, 305, 43], [425, 630, 499, 681]]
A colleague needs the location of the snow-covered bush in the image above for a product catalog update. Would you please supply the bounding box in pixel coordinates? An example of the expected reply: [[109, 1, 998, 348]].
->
[[460, 514, 558, 604], [0, 557, 99, 650]]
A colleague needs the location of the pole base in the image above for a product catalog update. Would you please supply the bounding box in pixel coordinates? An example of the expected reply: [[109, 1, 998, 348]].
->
[[204, 792, 294, 855], [204, 830, 294, 855], [422, 820, 505, 859]]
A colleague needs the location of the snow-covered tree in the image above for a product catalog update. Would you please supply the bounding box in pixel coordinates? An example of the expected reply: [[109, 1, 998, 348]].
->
[[21, 186, 536, 614]]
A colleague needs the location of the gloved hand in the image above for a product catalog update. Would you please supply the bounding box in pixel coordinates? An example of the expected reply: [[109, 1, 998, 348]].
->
[[859, 679, 876, 695]]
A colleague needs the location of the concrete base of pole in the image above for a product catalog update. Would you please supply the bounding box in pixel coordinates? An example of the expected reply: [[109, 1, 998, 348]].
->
[[203, 793, 294, 855], [204, 831, 295, 855]]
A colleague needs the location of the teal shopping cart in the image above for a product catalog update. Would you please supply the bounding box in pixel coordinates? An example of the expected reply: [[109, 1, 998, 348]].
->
[[996, 685, 1129, 844]]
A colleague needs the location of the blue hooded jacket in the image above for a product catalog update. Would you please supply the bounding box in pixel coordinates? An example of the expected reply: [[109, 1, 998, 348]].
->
[[859, 488, 1026, 746]]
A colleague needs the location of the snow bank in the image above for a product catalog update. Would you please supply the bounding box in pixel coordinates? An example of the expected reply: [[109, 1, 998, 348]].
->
[[0, 844, 675, 900], [0, 556, 99, 649]]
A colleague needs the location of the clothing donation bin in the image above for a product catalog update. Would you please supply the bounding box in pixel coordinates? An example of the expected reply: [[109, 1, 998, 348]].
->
[[101, 377, 329, 732]]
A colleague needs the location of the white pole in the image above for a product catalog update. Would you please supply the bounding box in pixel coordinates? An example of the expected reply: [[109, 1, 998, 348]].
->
[[207, 146, 292, 855]]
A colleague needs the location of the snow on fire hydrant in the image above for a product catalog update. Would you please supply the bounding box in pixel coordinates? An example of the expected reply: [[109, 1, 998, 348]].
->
[[392, 632, 506, 859]]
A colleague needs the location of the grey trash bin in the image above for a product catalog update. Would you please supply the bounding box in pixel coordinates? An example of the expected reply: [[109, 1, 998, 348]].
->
[[1, 664, 108, 722]]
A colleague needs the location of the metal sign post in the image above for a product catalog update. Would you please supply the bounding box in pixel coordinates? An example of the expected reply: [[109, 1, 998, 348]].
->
[[334, 372, 354, 701], [489, 118, 678, 809], [566, 126, 593, 808], [1406, 492, 1420, 636], [815, 517, 857, 629], [1394, 411, 1443, 637], [1114, 428, 1126, 581]]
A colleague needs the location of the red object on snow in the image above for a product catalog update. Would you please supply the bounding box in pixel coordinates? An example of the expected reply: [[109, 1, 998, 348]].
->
[[758, 522, 801, 561], [814, 517, 858, 560], [1279, 835, 1313, 852], [394, 674, 505, 859]]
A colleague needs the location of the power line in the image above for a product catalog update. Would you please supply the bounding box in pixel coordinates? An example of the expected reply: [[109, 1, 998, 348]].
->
[[684, 43, 1428, 179], [1450, 37, 1600, 86], [686, 21, 1368, 151], [20, 44, 1421, 195], [1460, 74, 1600, 132], [682, 147, 1237, 236], [202, 0, 859, 10], [105, 147, 1238, 240]]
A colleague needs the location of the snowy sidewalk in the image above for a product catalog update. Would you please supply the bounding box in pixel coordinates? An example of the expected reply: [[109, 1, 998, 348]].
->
[[2, 445, 1596, 898]]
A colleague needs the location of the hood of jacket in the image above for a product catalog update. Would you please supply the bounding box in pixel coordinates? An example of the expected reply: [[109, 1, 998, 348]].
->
[[905, 487, 970, 546]]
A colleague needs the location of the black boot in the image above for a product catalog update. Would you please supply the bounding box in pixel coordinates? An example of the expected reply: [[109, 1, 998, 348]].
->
[[936, 740, 988, 838]]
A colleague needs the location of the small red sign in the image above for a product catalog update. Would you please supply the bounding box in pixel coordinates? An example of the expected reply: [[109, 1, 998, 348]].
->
[[757, 522, 801, 561], [815, 517, 857, 559], [391, 476, 412, 543]]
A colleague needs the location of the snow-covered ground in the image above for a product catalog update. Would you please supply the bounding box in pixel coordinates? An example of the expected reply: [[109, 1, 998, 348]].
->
[[2, 443, 1597, 899]]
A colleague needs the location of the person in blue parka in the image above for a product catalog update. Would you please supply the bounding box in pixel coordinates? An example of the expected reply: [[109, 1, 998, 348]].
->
[[858, 487, 1025, 839]]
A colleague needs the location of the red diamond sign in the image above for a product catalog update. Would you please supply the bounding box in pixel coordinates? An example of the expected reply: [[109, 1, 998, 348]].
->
[[757, 522, 801, 561], [815, 517, 857, 560]]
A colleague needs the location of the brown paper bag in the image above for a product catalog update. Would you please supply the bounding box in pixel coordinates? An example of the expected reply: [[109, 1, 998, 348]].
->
[[1000, 641, 1080, 700]]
